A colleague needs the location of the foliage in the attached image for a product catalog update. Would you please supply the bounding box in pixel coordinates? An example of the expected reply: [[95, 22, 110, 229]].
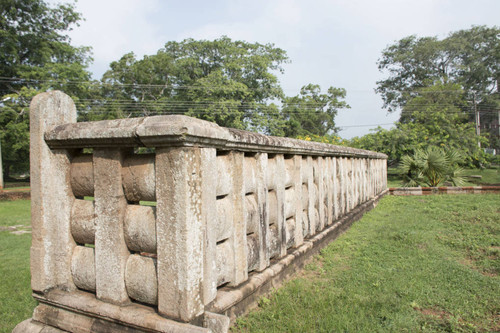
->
[[376, 25, 500, 113], [235, 195, 500, 332], [0, 0, 93, 177], [350, 83, 488, 167], [398, 146, 466, 187], [296, 133, 348, 146], [280, 84, 349, 137], [99, 37, 289, 132]]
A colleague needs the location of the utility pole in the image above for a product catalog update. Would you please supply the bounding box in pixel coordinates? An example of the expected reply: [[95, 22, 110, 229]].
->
[[0, 138, 3, 190], [474, 94, 481, 148]]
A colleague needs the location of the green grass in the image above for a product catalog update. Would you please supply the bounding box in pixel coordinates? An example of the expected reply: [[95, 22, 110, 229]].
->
[[388, 167, 500, 187], [0, 200, 35, 333], [234, 194, 500, 332]]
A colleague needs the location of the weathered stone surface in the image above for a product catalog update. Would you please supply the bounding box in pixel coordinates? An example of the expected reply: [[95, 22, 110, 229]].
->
[[292, 155, 303, 247], [71, 199, 95, 245], [70, 154, 94, 197], [216, 197, 232, 242], [46, 114, 387, 160], [216, 154, 232, 197], [31, 290, 211, 333], [124, 204, 156, 253], [228, 151, 248, 286], [156, 147, 205, 322], [243, 155, 257, 194], [200, 148, 218, 305], [246, 233, 259, 271], [203, 312, 230, 333], [125, 254, 158, 305], [216, 240, 233, 286], [93, 148, 130, 305], [30, 91, 77, 293], [122, 154, 156, 202], [71, 245, 96, 292], [245, 194, 259, 234]]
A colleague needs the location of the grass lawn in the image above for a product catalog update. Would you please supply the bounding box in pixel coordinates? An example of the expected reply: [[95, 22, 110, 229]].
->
[[234, 194, 500, 332], [387, 167, 500, 188], [1, 195, 499, 332], [0, 200, 34, 333]]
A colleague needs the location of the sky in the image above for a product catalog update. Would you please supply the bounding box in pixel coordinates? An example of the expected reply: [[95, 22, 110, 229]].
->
[[48, 0, 500, 138]]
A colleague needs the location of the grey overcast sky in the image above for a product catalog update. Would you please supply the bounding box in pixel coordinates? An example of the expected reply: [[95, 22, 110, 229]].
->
[[49, 0, 500, 138]]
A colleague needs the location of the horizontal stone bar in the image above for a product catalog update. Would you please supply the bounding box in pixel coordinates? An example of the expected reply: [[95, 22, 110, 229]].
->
[[245, 194, 259, 235], [266, 157, 277, 190], [45, 115, 387, 159], [284, 187, 295, 219], [70, 154, 94, 197], [125, 254, 158, 305], [284, 158, 294, 188], [216, 154, 232, 197], [71, 246, 96, 292], [122, 154, 156, 202], [268, 224, 279, 259], [244, 156, 257, 194], [302, 210, 310, 238], [268, 190, 278, 226], [285, 218, 295, 249], [216, 197, 232, 243], [71, 199, 95, 245], [124, 205, 156, 254], [215, 240, 233, 287], [246, 233, 259, 272], [302, 184, 309, 209]]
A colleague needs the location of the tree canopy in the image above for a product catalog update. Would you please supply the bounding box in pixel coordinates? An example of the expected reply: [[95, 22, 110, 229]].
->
[[0, 0, 93, 177], [98, 37, 289, 131], [376, 25, 500, 114], [350, 83, 487, 167]]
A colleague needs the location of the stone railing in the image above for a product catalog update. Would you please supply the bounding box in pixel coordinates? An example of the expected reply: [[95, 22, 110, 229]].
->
[[16, 91, 387, 333]]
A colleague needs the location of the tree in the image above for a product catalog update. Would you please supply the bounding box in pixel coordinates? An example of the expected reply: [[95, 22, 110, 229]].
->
[[280, 84, 349, 137], [350, 83, 487, 167], [376, 25, 500, 114], [99, 37, 289, 132], [399, 146, 465, 187], [0, 0, 93, 178]]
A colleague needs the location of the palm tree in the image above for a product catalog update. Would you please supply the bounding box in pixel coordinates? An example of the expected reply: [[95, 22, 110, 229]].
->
[[399, 146, 465, 187]]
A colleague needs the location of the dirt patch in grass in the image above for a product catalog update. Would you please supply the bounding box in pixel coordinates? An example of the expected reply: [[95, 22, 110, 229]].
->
[[0, 225, 31, 235], [414, 306, 453, 320], [0, 191, 30, 201]]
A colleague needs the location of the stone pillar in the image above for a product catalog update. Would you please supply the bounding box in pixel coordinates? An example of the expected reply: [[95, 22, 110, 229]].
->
[[325, 157, 334, 225], [156, 147, 210, 322], [30, 91, 76, 293], [254, 153, 270, 271], [229, 151, 248, 285], [93, 148, 130, 305], [201, 149, 218, 304], [305, 156, 315, 236], [292, 155, 303, 247], [275, 154, 287, 258], [316, 157, 325, 231]]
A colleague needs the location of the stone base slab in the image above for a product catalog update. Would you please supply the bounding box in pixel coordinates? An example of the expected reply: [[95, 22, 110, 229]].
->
[[16, 290, 210, 333]]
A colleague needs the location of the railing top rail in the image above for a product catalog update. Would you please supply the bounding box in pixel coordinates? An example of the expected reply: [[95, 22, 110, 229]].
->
[[45, 114, 387, 159]]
